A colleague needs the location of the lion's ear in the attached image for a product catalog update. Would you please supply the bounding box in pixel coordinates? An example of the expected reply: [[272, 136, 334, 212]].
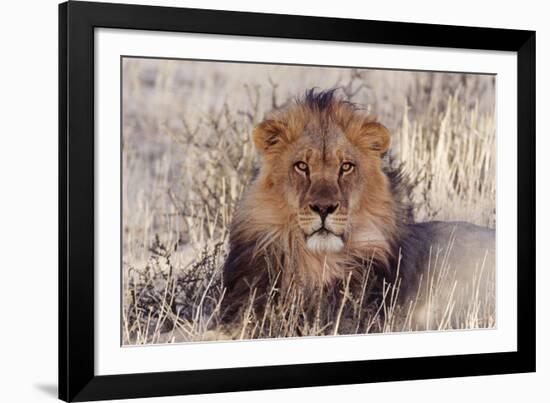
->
[[252, 119, 289, 155], [358, 122, 391, 154]]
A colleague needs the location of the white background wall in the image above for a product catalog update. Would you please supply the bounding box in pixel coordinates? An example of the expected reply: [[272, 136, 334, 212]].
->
[[0, 0, 546, 402]]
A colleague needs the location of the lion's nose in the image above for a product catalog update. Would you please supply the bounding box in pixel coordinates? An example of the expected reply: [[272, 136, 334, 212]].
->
[[309, 203, 339, 221]]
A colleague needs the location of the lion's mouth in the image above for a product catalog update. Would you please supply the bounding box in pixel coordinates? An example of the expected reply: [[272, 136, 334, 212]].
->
[[308, 224, 344, 238], [310, 227, 334, 236], [305, 227, 344, 253]]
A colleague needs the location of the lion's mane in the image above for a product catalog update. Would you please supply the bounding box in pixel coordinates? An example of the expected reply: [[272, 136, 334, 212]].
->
[[221, 89, 421, 322]]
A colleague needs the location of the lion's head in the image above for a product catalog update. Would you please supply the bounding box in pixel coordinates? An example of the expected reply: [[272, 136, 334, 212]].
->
[[251, 89, 396, 255]]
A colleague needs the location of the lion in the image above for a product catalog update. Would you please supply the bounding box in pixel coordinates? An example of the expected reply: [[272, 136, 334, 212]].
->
[[220, 89, 495, 334]]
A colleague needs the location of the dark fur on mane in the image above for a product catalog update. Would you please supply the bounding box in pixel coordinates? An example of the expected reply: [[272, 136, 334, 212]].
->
[[300, 88, 356, 112], [384, 159, 415, 225], [381, 160, 422, 293]]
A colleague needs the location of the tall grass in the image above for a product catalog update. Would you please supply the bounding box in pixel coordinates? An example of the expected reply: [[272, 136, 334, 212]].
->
[[121, 59, 495, 345]]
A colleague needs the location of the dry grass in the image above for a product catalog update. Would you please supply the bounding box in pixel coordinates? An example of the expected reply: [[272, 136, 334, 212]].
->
[[121, 58, 495, 345]]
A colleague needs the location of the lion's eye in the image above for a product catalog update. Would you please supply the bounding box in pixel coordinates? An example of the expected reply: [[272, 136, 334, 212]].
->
[[294, 161, 309, 174], [340, 162, 355, 174]]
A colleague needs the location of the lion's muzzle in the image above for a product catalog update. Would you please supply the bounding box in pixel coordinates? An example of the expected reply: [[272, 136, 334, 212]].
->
[[298, 202, 348, 253]]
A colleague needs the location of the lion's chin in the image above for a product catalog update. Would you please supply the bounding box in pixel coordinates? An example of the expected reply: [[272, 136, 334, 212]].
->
[[306, 232, 344, 253]]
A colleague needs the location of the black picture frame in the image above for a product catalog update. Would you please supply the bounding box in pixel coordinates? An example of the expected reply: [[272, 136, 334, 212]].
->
[[59, 1, 536, 401]]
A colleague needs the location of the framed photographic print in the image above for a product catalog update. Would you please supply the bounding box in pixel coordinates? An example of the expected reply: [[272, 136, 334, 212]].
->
[[59, 1, 536, 401]]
